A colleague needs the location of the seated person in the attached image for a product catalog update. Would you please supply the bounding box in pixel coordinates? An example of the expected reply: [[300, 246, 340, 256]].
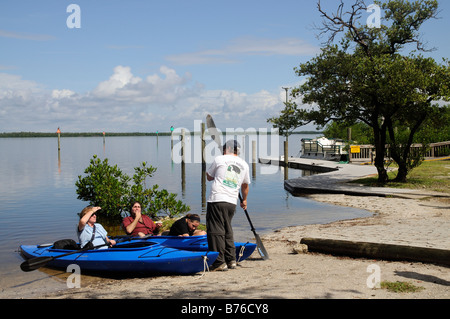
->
[[168, 214, 207, 236], [122, 201, 161, 237], [77, 206, 116, 249]]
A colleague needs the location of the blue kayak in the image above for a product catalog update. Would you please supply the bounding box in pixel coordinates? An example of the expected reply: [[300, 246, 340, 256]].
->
[[111, 234, 257, 262], [19, 240, 218, 275]]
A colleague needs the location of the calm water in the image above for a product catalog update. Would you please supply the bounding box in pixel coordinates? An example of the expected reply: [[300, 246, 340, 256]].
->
[[0, 134, 371, 297]]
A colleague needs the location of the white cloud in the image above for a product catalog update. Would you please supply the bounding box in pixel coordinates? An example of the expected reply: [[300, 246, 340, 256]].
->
[[52, 89, 76, 99], [0, 29, 55, 41], [228, 37, 319, 56], [0, 73, 43, 92], [90, 65, 195, 105], [0, 66, 296, 132], [92, 66, 142, 97], [166, 36, 320, 65]]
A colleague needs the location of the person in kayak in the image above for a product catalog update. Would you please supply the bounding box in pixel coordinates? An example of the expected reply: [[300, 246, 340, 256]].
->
[[168, 214, 207, 236], [77, 206, 116, 249], [122, 201, 161, 237], [206, 140, 250, 271]]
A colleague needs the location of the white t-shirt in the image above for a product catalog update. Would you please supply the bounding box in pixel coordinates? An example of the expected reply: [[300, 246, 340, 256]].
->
[[207, 154, 250, 205]]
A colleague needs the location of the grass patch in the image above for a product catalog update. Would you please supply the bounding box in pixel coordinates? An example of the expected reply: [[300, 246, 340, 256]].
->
[[351, 160, 450, 193], [380, 281, 424, 293]]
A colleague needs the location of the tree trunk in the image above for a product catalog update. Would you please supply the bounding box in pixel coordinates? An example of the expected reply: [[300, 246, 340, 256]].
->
[[393, 165, 408, 182], [373, 124, 389, 184], [387, 111, 428, 183]]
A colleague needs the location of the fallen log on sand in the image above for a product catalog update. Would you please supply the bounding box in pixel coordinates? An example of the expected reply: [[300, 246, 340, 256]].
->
[[300, 237, 450, 267]]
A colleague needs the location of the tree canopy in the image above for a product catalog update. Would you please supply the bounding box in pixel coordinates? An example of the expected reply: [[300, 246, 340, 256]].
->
[[269, 0, 450, 183]]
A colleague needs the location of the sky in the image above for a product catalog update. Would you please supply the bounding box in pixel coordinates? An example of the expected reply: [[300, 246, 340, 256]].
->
[[1, 0, 449, 133]]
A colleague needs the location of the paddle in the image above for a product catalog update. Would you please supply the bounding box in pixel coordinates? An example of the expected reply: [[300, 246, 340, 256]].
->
[[206, 114, 269, 260], [20, 243, 109, 272]]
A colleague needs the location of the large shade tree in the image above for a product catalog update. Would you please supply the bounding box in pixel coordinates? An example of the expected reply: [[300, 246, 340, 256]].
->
[[270, 0, 449, 183]]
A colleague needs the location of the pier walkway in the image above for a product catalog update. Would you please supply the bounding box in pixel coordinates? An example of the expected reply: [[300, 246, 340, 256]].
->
[[259, 157, 448, 199]]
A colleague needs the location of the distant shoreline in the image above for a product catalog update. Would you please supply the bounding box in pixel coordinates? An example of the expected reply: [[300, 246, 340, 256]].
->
[[0, 131, 321, 138]]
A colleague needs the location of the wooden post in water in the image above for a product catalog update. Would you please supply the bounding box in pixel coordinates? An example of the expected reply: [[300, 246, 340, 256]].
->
[[284, 139, 288, 166], [57, 127, 61, 151], [181, 129, 185, 164], [252, 140, 257, 163], [57, 127, 61, 173], [170, 125, 174, 151], [284, 138, 289, 180], [282, 87, 290, 171], [181, 129, 186, 196], [252, 140, 257, 179]]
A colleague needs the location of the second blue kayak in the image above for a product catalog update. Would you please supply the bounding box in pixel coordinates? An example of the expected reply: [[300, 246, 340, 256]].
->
[[112, 234, 257, 262]]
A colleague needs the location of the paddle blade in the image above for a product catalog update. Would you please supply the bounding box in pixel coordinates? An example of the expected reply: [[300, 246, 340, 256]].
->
[[254, 233, 270, 260], [20, 256, 54, 272], [206, 114, 222, 150]]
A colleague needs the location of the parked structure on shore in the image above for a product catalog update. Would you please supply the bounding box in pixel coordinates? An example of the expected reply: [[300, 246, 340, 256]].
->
[[301, 137, 348, 162]]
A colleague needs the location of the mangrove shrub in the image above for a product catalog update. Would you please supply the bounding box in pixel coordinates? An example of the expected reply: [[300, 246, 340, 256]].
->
[[76, 155, 190, 221]]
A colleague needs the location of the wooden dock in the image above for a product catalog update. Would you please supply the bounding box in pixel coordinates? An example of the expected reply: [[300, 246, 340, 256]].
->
[[259, 156, 448, 199]]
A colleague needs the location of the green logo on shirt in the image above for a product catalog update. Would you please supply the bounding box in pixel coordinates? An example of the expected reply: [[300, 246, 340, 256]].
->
[[223, 165, 240, 189]]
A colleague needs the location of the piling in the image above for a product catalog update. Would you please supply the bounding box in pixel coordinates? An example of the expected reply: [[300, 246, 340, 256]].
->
[[56, 127, 61, 151], [252, 140, 257, 179], [181, 129, 185, 164], [181, 129, 186, 196], [170, 126, 174, 151], [284, 140, 288, 166], [284, 139, 289, 180], [252, 140, 257, 163]]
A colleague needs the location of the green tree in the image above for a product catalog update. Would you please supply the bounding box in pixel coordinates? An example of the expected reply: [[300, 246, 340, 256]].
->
[[76, 155, 190, 222], [75, 156, 130, 219], [270, 0, 449, 183], [323, 121, 373, 145], [267, 101, 304, 138]]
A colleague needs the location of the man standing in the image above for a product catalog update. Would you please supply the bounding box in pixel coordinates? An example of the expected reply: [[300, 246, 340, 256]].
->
[[206, 140, 250, 271]]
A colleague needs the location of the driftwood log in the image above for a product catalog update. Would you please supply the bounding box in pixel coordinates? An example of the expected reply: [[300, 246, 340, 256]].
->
[[300, 237, 450, 267]]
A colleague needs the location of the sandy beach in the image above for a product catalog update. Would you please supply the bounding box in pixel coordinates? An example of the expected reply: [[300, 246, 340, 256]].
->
[[34, 192, 449, 300]]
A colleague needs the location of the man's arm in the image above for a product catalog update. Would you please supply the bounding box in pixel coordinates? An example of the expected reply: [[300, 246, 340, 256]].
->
[[240, 183, 249, 210]]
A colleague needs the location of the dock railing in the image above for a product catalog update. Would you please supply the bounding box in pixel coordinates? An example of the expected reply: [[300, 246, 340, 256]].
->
[[302, 139, 450, 162], [348, 141, 450, 162]]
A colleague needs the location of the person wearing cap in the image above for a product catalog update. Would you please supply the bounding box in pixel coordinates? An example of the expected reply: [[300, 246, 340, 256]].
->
[[168, 214, 206, 236], [206, 139, 250, 271]]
